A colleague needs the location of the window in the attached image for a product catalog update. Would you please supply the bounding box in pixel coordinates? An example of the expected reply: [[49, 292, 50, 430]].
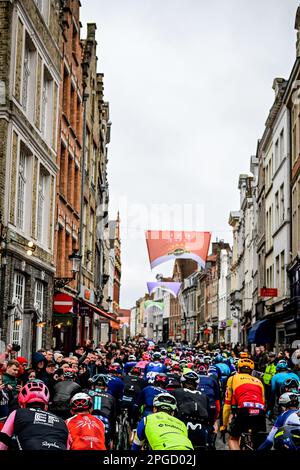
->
[[37, 170, 46, 242], [275, 192, 279, 229], [276, 256, 280, 289], [82, 201, 87, 264], [22, 34, 36, 120], [11, 273, 25, 347], [280, 184, 285, 223], [274, 139, 279, 171], [41, 66, 53, 145], [35, 281, 44, 350], [280, 129, 284, 162], [281, 251, 285, 297], [91, 145, 96, 187], [17, 151, 27, 230]]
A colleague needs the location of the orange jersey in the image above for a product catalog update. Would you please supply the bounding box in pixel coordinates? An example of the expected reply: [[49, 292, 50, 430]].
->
[[66, 413, 106, 450], [224, 373, 265, 410]]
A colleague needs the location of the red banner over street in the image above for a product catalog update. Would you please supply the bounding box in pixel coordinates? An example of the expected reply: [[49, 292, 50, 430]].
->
[[145, 231, 211, 269]]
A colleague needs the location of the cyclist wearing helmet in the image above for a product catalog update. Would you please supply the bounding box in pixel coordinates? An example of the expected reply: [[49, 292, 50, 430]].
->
[[268, 360, 299, 418], [50, 368, 81, 420], [136, 373, 168, 418], [0, 380, 69, 450], [213, 355, 231, 396], [197, 365, 221, 426], [123, 355, 137, 375], [171, 370, 211, 450], [107, 363, 124, 402], [144, 352, 167, 378], [280, 378, 300, 395], [88, 374, 116, 449], [258, 392, 300, 450], [221, 358, 266, 451], [66, 393, 106, 450], [122, 366, 146, 428], [132, 393, 193, 451]]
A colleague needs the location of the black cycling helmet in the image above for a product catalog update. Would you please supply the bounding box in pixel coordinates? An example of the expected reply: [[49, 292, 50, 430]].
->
[[273, 425, 300, 451], [181, 370, 200, 385], [88, 374, 110, 387], [154, 373, 169, 387], [281, 378, 300, 393]]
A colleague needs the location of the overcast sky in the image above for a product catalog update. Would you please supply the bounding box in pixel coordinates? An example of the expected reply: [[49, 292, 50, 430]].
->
[[81, 0, 300, 309]]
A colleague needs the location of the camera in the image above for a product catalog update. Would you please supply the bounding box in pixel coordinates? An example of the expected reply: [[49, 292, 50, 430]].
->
[[12, 343, 21, 352]]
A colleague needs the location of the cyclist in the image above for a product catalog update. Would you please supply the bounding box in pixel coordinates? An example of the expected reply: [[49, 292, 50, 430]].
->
[[107, 363, 124, 401], [123, 366, 146, 427], [273, 425, 300, 450], [66, 393, 106, 450], [136, 373, 168, 418], [88, 374, 116, 448], [123, 355, 137, 375], [50, 368, 81, 420], [131, 393, 193, 450], [258, 392, 300, 450], [197, 364, 221, 429], [268, 360, 299, 418], [0, 380, 69, 450], [221, 358, 266, 451], [172, 370, 211, 449], [144, 352, 167, 378], [213, 355, 231, 396]]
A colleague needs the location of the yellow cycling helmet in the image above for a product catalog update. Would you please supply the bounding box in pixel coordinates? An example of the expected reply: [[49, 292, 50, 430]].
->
[[239, 352, 249, 359], [238, 358, 254, 370]]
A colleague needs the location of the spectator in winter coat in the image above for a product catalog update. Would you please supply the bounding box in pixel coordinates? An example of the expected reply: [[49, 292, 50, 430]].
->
[[31, 352, 49, 385]]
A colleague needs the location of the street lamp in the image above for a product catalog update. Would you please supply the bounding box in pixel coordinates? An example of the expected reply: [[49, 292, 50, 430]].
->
[[54, 251, 82, 289]]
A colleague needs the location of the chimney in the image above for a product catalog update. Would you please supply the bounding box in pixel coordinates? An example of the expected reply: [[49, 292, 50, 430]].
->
[[295, 6, 300, 57], [87, 23, 97, 41]]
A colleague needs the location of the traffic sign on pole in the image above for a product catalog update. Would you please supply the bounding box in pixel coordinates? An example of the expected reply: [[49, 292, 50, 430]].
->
[[53, 293, 73, 314]]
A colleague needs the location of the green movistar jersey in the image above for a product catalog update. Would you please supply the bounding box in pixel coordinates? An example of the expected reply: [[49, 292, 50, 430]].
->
[[145, 412, 194, 451]]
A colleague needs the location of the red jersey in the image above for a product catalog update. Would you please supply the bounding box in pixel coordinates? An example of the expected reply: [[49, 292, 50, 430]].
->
[[66, 413, 106, 450]]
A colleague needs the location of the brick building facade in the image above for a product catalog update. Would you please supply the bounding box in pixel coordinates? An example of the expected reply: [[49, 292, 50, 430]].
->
[[0, 0, 61, 358]]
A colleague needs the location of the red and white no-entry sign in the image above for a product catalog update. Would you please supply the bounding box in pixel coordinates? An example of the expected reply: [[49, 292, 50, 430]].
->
[[53, 293, 73, 314]]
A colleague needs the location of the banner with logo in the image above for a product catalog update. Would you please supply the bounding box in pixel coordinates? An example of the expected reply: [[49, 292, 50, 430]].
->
[[147, 282, 182, 298], [145, 231, 211, 269]]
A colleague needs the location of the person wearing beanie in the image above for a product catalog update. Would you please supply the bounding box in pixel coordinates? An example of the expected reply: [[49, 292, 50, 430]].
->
[[31, 352, 48, 385], [54, 352, 64, 364]]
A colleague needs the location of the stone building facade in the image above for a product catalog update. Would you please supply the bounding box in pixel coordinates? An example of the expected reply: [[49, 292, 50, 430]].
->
[[0, 0, 61, 358]]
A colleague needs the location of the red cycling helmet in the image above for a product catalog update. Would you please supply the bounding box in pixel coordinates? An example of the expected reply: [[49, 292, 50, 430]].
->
[[171, 363, 181, 373], [187, 362, 194, 370], [142, 353, 151, 361], [18, 380, 50, 408], [108, 364, 122, 374]]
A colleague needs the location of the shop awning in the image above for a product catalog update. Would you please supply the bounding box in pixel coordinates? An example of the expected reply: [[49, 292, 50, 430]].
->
[[82, 300, 117, 322], [247, 319, 275, 345]]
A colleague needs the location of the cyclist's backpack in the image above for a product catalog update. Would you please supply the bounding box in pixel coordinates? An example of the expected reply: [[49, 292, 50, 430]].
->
[[179, 392, 208, 421]]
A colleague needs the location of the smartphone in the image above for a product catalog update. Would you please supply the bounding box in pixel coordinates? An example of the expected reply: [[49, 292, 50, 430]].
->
[[69, 353, 73, 357]]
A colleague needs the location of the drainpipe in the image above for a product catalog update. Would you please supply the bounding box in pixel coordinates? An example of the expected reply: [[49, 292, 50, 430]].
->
[[77, 92, 89, 297], [287, 107, 293, 299]]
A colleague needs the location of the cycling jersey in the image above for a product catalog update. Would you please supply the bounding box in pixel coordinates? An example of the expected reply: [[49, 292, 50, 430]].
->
[[132, 411, 194, 450], [66, 413, 106, 450], [258, 409, 300, 450], [107, 376, 124, 401], [0, 408, 69, 450], [51, 381, 81, 413], [123, 362, 137, 375], [271, 372, 299, 395], [197, 375, 221, 420], [223, 373, 265, 427], [136, 385, 165, 417], [144, 362, 168, 378], [89, 389, 116, 422]]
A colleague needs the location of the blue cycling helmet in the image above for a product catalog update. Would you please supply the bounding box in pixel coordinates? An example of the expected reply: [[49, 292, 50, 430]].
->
[[213, 355, 224, 364], [273, 426, 300, 451], [276, 360, 288, 372]]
